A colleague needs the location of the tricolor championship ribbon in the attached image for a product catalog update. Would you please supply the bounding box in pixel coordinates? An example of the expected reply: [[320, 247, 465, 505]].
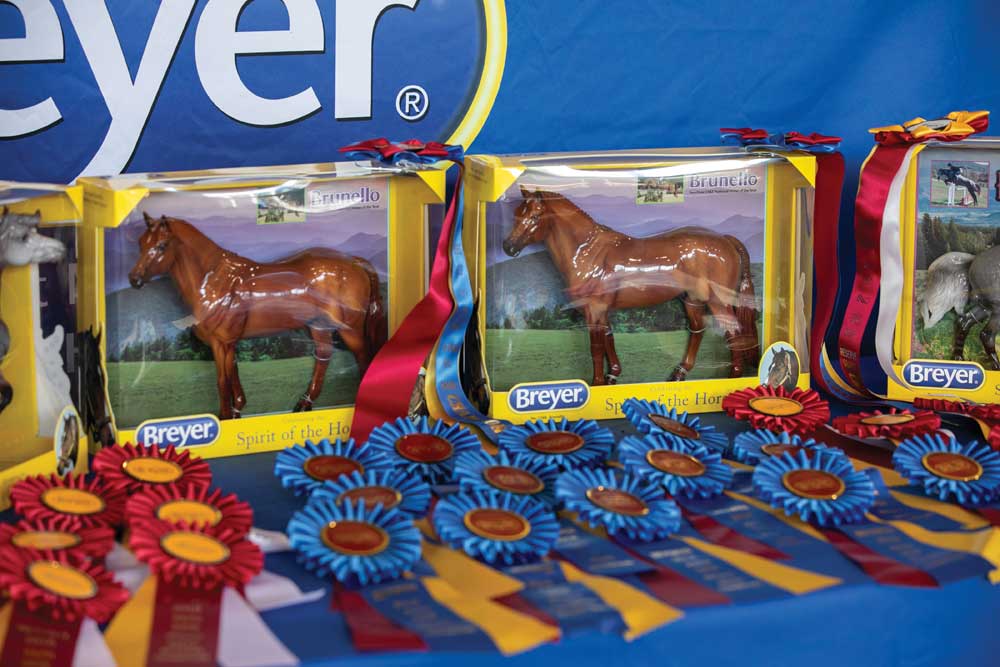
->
[[499, 419, 615, 471], [0, 517, 114, 559], [11, 474, 126, 529], [555, 468, 680, 541], [340, 139, 467, 443], [92, 443, 212, 494], [366, 417, 480, 484], [274, 438, 390, 497], [621, 399, 729, 453], [125, 485, 254, 537], [722, 385, 830, 435], [0, 548, 129, 667], [892, 433, 1000, 506], [311, 469, 432, 517], [454, 450, 560, 506], [832, 111, 989, 396], [618, 434, 733, 498], [731, 430, 826, 465], [433, 491, 559, 565], [288, 498, 421, 586], [105, 521, 272, 667]]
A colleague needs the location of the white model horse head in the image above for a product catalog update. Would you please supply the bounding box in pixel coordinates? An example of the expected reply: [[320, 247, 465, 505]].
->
[[0, 207, 65, 266]]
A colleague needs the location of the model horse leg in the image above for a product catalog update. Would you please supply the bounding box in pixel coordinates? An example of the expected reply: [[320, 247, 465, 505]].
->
[[604, 331, 622, 384], [210, 340, 235, 420], [953, 304, 988, 360], [706, 297, 745, 378], [294, 327, 335, 412], [582, 304, 609, 386], [979, 312, 1000, 371], [227, 346, 246, 418], [670, 300, 706, 382]]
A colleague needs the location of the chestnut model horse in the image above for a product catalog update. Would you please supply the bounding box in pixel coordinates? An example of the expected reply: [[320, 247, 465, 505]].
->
[[128, 213, 387, 419], [503, 187, 759, 385]]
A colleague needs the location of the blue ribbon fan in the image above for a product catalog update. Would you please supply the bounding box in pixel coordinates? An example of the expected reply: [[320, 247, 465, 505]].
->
[[453, 450, 560, 506], [621, 398, 729, 454], [432, 490, 559, 565], [311, 469, 432, 518], [731, 429, 830, 465], [892, 433, 1000, 506], [499, 418, 615, 471], [752, 449, 875, 526], [274, 438, 390, 497], [287, 498, 421, 586], [618, 433, 733, 498], [555, 467, 680, 541], [365, 416, 480, 485]]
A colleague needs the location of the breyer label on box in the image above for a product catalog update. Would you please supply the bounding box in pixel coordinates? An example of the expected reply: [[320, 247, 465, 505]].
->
[[902, 360, 985, 391], [135, 415, 221, 448], [508, 381, 590, 413]]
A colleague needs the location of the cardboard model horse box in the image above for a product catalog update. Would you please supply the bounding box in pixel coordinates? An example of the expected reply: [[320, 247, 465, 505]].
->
[[881, 137, 1000, 404], [461, 147, 817, 422], [78, 162, 445, 458], [0, 184, 88, 508]]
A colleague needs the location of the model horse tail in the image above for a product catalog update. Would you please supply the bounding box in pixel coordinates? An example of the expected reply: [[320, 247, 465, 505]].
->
[[726, 235, 760, 366], [359, 258, 388, 358]]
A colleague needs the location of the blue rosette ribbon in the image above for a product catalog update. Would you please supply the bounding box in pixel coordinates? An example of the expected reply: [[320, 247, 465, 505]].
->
[[618, 433, 732, 499], [274, 438, 390, 497], [340, 138, 464, 165], [752, 449, 875, 526], [555, 468, 680, 541], [892, 433, 1000, 506], [287, 498, 422, 586], [621, 399, 729, 454], [311, 469, 432, 518], [453, 450, 560, 506], [365, 416, 480, 484], [499, 418, 614, 471], [432, 490, 558, 565], [731, 429, 829, 465], [720, 128, 842, 153]]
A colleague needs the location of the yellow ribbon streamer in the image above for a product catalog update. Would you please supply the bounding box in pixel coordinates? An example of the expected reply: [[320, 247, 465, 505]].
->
[[104, 577, 157, 667]]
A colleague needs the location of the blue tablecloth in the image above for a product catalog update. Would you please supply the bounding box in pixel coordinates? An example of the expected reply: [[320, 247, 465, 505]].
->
[[210, 414, 1000, 667]]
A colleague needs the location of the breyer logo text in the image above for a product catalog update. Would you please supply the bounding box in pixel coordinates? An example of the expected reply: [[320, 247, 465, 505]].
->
[[903, 361, 985, 390], [136, 415, 221, 448], [509, 382, 590, 412]]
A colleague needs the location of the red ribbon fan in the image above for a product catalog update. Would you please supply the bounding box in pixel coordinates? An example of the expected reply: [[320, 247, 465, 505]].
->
[[722, 385, 830, 435]]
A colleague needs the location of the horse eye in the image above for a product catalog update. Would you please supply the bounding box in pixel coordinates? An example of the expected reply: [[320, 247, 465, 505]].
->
[[156, 241, 168, 251]]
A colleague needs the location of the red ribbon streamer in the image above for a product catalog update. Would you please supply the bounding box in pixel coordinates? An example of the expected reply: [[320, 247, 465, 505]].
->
[[146, 580, 223, 667], [602, 545, 732, 608], [0, 600, 83, 667], [333, 587, 428, 653], [680, 506, 790, 561], [809, 152, 846, 394], [349, 170, 463, 443], [817, 526, 937, 588]]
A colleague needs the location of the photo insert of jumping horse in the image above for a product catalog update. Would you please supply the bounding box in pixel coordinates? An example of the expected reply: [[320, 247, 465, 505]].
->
[[502, 187, 760, 385], [127, 213, 387, 420]]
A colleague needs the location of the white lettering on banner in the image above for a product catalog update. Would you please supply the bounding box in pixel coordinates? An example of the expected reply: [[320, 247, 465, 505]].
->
[[509, 382, 589, 412], [196, 0, 323, 126], [0, 0, 64, 138], [63, 0, 196, 176], [1, 0, 424, 174], [902, 361, 985, 390], [136, 415, 220, 447], [335, 0, 419, 120]]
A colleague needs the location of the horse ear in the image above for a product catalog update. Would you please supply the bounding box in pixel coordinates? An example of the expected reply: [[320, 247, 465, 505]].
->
[[520, 184, 531, 198], [143, 211, 155, 228]]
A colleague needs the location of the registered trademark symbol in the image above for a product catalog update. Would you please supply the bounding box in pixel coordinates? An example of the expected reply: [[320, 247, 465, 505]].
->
[[396, 85, 429, 121]]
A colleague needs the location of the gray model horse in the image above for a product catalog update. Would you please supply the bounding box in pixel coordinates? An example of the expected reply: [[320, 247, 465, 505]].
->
[[920, 247, 1000, 369], [0, 207, 66, 413], [936, 165, 981, 206]]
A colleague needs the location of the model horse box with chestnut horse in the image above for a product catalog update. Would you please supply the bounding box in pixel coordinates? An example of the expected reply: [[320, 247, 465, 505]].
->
[[877, 138, 1000, 405], [458, 148, 817, 423], [77, 162, 445, 459], [0, 184, 88, 510]]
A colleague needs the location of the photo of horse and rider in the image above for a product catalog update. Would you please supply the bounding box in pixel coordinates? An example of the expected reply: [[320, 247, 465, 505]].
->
[[485, 171, 767, 391], [102, 186, 390, 427], [930, 160, 989, 209], [913, 152, 1000, 368]]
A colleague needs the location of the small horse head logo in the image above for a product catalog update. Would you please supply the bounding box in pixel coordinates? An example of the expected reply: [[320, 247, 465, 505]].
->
[[0, 206, 65, 266], [129, 212, 181, 288], [504, 187, 554, 257], [56, 410, 80, 476], [764, 346, 799, 391]]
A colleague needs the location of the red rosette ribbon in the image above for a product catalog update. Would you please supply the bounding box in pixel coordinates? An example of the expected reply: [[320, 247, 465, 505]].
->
[[722, 385, 830, 435], [126, 485, 254, 537], [92, 443, 212, 494], [831, 408, 941, 441], [912, 397, 1000, 423], [0, 517, 115, 560], [128, 520, 262, 590], [11, 474, 127, 529], [989, 426, 1000, 451]]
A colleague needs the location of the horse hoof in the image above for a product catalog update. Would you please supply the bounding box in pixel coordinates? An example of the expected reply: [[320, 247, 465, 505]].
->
[[605, 374, 619, 385], [667, 367, 688, 382]]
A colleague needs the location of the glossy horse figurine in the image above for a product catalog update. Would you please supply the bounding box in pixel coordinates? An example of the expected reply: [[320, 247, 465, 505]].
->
[[128, 213, 387, 419], [79, 327, 116, 447], [503, 187, 759, 385], [0, 208, 66, 413]]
